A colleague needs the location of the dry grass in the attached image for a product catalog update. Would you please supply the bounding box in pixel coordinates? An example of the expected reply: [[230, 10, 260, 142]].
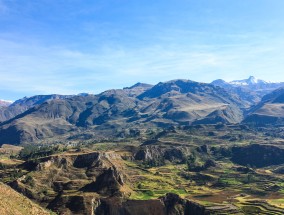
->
[[0, 158, 24, 166], [0, 144, 23, 154], [0, 182, 50, 215], [256, 103, 284, 117]]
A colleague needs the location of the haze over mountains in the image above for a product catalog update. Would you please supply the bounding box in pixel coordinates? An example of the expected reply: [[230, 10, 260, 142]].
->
[[0, 76, 284, 145]]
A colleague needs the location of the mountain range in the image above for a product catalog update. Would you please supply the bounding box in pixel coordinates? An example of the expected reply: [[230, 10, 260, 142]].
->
[[0, 100, 12, 107], [0, 76, 284, 145], [244, 87, 284, 125], [211, 76, 284, 106], [0, 94, 74, 123]]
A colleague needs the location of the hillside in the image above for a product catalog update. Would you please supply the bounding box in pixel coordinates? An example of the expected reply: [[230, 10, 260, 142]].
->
[[2, 124, 284, 214], [0, 79, 245, 145], [244, 88, 284, 125], [0, 182, 50, 215], [0, 94, 74, 123]]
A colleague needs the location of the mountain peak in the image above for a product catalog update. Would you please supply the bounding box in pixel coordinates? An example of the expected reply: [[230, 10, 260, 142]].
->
[[124, 82, 153, 90], [138, 79, 224, 100], [164, 79, 195, 84], [228, 76, 266, 86], [248, 76, 258, 84]]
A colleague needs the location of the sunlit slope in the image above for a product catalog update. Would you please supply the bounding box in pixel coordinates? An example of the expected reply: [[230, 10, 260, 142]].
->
[[0, 182, 50, 215], [244, 88, 284, 124], [0, 80, 245, 145]]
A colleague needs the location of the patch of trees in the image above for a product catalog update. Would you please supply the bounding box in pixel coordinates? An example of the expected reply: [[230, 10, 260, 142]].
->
[[18, 145, 67, 160], [186, 153, 216, 172], [24, 175, 35, 187], [143, 158, 165, 168]]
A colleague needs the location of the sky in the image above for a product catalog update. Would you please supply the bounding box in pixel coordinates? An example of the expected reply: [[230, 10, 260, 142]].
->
[[1, 0, 284, 101]]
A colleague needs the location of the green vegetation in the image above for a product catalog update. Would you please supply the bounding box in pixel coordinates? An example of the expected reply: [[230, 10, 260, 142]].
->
[[1, 124, 284, 214], [18, 144, 67, 160]]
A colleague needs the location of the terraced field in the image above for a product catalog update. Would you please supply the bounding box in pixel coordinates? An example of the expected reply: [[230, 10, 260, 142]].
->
[[1, 125, 284, 214]]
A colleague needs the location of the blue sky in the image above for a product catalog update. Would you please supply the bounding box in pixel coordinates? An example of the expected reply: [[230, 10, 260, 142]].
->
[[0, 0, 284, 100]]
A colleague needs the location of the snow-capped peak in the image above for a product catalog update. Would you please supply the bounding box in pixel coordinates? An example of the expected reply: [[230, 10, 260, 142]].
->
[[0, 99, 13, 107], [229, 76, 267, 86], [248, 76, 258, 84]]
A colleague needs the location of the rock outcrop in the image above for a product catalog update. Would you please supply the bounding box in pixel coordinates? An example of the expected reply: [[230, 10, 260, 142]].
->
[[231, 144, 284, 167], [94, 193, 208, 215], [11, 151, 127, 213], [135, 145, 189, 165]]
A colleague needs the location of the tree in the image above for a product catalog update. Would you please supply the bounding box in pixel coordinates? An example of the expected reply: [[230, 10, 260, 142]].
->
[[186, 153, 197, 170]]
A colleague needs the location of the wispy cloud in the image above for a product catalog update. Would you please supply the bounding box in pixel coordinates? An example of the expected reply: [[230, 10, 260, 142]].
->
[[1, 0, 284, 101], [1, 29, 284, 100]]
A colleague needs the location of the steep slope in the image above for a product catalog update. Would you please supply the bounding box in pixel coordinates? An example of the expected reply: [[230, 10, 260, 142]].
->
[[94, 193, 210, 215], [0, 182, 50, 215], [0, 80, 246, 145], [0, 87, 148, 145], [123, 82, 154, 97], [243, 88, 284, 125], [137, 79, 244, 124], [10, 151, 129, 214], [231, 144, 284, 167], [211, 76, 284, 107], [0, 95, 99, 144], [0, 94, 73, 123]]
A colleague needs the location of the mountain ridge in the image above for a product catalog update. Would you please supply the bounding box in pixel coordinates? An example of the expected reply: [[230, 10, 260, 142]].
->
[[243, 87, 284, 125], [211, 76, 284, 108], [0, 100, 12, 107], [0, 94, 74, 123], [1, 77, 284, 145], [0, 79, 245, 145]]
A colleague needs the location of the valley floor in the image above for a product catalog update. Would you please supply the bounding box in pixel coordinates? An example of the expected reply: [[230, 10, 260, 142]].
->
[[1, 124, 284, 214]]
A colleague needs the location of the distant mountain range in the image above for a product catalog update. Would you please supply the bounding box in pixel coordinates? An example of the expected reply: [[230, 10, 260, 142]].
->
[[211, 76, 284, 107], [0, 100, 12, 107], [212, 76, 284, 88], [0, 76, 284, 145], [244, 88, 284, 125], [214, 76, 271, 86]]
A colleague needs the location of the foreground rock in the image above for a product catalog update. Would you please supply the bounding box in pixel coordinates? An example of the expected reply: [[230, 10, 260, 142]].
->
[[10, 151, 128, 213], [94, 193, 240, 215]]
